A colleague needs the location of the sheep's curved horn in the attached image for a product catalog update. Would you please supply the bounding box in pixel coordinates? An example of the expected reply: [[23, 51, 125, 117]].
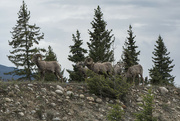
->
[[36, 54, 42, 60], [86, 57, 93, 65]]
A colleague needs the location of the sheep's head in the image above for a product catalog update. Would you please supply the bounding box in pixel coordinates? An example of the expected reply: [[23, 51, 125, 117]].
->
[[84, 57, 93, 66], [75, 62, 84, 68], [31, 54, 42, 64]]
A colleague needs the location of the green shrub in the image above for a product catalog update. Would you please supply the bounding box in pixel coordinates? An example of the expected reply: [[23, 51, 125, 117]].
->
[[107, 104, 124, 121], [134, 88, 157, 121], [86, 71, 131, 99]]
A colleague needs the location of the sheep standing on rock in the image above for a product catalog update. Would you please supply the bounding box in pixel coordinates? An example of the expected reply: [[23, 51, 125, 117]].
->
[[84, 57, 113, 77], [124, 64, 144, 86], [31, 54, 63, 82]]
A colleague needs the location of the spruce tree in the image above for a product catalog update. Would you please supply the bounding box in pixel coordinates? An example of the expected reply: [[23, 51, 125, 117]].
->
[[45, 46, 57, 61], [7, 1, 45, 81], [67, 30, 87, 82], [44, 46, 58, 81], [149, 35, 175, 85], [122, 25, 140, 71], [87, 6, 114, 62]]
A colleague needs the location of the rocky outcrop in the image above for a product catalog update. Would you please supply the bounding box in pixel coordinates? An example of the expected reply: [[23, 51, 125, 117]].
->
[[0, 82, 180, 121]]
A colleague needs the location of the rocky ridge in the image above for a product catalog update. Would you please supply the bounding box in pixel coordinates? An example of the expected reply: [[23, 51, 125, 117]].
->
[[0, 82, 180, 121]]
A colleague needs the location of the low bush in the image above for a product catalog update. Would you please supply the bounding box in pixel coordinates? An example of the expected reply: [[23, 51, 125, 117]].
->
[[86, 70, 131, 99], [107, 104, 124, 121], [134, 88, 157, 121]]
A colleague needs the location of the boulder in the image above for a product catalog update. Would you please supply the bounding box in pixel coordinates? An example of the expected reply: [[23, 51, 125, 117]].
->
[[55, 90, 63, 95], [67, 91, 74, 96], [96, 98, 102, 103], [87, 97, 94, 102], [56, 85, 64, 92], [159, 87, 168, 94]]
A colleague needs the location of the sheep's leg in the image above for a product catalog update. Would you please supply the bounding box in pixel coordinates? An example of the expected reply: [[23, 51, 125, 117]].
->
[[55, 71, 63, 83], [133, 74, 138, 86], [140, 73, 144, 86], [54, 72, 60, 80], [41, 71, 45, 81], [133, 75, 136, 85], [137, 74, 140, 86]]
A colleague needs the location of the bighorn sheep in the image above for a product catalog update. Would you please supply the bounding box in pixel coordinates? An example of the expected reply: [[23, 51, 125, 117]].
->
[[123, 64, 144, 86], [31, 54, 63, 82], [75, 62, 88, 77], [113, 61, 124, 75], [84, 57, 113, 77]]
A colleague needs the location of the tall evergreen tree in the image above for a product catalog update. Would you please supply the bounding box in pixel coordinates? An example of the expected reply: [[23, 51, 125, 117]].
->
[[149, 35, 175, 85], [122, 25, 140, 71], [44, 46, 57, 61], [7, 1, 45, 81], [44, 45, 58, 81], [67, 30, 87, 82], [87, 6, 114, 62]]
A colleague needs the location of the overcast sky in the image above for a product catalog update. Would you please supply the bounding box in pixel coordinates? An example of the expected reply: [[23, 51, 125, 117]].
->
[[0, 0, 179, 86]]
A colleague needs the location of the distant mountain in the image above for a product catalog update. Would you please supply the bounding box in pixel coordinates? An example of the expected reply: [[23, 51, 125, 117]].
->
[[0, 64, 21, 80]]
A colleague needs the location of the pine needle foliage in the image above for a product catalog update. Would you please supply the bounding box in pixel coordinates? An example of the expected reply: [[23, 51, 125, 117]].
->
[[67, 30, 87, 82], [44, 46, 58, 81], [107, 104, 125, 121], [122, 25, 140, 71], [149, 35, 175, 85], [7, 1, 45, 81], [87, 6, 115, 62], [86, 71, 130, 99], [134, 88, 157, 121]]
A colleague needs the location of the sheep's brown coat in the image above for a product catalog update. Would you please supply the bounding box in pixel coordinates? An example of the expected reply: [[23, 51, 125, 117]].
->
[[31, 54, 63, 82], [125, 64, 144, 86], [84, 58, 113, 77]]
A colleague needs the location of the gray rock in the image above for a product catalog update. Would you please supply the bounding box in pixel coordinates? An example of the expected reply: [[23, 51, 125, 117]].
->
[[28, 84, 33, 87], [62, 116, 68, 120], [66, 91, 74, 96], [41, 88, 46, 92], [4, 98, 12, 102], [51, 91, 56, 96], [56, 85, 64, 92], [109, 100, 114, 104], [137, 97, 143, 102], [137, 102, 143, 105], [55, 90, 63, 95], [106, 98, 110, 102], [66, 96, 70, 99], [31, 110, 36, 114], [53, 117, 61, 121], [87, 97, 94, 102], [80, 94, 85, 99], [28, 87, 33, 91], [18, 112, 24, 116], [50, 103, 56, 107], [14, 84, 19, 89], [96, 98, 102, 103], [8, 91, 15, 97], [159, 87, 168, 94]]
